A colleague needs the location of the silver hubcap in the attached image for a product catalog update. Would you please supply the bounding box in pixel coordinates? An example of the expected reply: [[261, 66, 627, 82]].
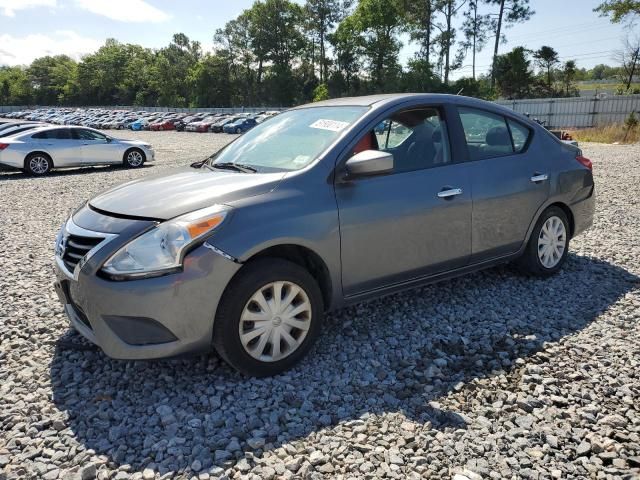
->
[[538, 216, 566, 268], [29, 156, 49, 174], [239, 281, 312, 363], [127, 151, 143, 166]]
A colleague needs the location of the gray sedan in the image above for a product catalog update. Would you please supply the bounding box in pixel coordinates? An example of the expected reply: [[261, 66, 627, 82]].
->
[[53, 94, 595, 376], [0, 126, 154, 175]]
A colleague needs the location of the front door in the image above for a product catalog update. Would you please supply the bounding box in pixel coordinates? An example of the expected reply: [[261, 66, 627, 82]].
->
[[336, 106, 472, 297], [71, 128, 119, 165]]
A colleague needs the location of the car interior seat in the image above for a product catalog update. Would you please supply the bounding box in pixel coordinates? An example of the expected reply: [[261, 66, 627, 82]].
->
[[484, 126, 512, 156]]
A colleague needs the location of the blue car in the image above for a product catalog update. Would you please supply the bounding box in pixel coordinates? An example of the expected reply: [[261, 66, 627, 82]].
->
[[128, 119, 149, 131], [223, 117, 257, 134]]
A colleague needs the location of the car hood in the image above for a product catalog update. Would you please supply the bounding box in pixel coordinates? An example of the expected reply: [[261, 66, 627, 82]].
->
[[114, 138, 150, 147], [89, 167, 286, 220]]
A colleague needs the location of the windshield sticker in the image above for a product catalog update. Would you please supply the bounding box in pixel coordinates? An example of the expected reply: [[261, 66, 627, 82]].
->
[[292, 155, 311, 165], [309, 119, 350, 132]]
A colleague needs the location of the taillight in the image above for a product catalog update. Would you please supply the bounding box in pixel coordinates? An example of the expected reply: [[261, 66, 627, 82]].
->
[[0, 143, 9, 150], [576, 155, 592, 170]]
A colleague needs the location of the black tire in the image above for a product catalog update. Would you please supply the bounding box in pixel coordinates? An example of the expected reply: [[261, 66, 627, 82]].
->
[[235, 127, 242, 134], [24, 152, 53, 176], [213, 258, 324, 377], [123, 148, 145, 168], [517, 206, 570, 277]]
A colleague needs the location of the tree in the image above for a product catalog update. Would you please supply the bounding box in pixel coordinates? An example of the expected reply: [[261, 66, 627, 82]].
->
[[304, 0, 340, 83], [460, 0, 493, 80], [328, 15, 362, 93], [434, 0, 466, 85], [493, 46, 533, 98], [618, 35, 640, 91], [534, 46, 559, 90], [189, 54, 231, 107], [28, 55, 78, 105], [347, 0, 405, 90], [561, 60, 578, 96], [215, 12, 257, 105], [406, 0, 442, 76], [487, 0, 534, 89], [248, 0, 306, 105], [594, 0, 640, 23]]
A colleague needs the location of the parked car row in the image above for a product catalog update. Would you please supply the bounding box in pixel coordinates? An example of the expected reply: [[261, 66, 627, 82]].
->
[[4, 108, 280, 134]]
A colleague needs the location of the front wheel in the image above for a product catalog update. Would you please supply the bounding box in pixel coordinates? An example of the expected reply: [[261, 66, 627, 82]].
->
[[517, 206, 570, 277], [213, 258, 323, 377], [235, 127, 242, 134], [123, 148, 145, 168]]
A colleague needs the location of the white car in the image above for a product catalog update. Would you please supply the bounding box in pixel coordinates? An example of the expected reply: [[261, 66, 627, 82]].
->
[[0, 126, 154, 175]]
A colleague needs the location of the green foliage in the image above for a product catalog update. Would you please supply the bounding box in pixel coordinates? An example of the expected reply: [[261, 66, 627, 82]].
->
[[493, 47, 533, 99], [0, 0, 593, 107], [347, 0, 405, 90], [594, 0, 640, 23], [312, 83, 330, 101], [625, 110, 639, 128], [534, 46, 559, 90]]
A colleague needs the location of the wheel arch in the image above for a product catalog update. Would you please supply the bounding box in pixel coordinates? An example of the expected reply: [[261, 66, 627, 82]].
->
[[239, 243, 333, 311], [548, 202, 575, 238], [524, 200, 576, 248], [122, 146, 146, 163]]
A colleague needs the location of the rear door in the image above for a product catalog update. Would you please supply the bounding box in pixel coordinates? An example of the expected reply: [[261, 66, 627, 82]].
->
[[31, 128, 81, 166], [457, 107, 549, 262], [336, 105, 473, 296]]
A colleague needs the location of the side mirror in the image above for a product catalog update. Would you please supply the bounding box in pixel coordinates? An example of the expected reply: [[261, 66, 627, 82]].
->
[[345, 150, 394, 177]]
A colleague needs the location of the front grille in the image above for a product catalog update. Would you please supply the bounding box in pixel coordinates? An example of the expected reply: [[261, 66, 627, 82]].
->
[[61, 234, 104, 273]]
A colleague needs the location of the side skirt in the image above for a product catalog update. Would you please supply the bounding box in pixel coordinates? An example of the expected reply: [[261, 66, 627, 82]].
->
[[341, 251, 523, 308]]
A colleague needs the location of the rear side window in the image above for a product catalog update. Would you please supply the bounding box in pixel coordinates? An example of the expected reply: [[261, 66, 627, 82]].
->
[[459, 107, 532, 160], [507, 119, 531, 152], [32, 129, 71, 140]]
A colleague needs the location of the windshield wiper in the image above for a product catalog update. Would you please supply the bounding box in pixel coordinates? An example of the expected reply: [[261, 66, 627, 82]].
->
[[190, 159, 207, 168], [210, 162, 257, 173]]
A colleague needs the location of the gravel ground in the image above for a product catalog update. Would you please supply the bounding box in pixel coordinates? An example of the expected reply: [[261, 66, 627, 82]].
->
[[0, 130, 639, 480]]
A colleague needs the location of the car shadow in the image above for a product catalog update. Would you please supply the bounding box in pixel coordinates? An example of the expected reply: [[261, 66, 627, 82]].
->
[[0, 164, 153, 180], [49, 253, 638, 476]]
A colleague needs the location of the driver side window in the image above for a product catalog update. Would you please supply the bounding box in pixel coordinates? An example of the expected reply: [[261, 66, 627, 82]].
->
[[73, 128, 107, 141], [355, 107, 451, 174]]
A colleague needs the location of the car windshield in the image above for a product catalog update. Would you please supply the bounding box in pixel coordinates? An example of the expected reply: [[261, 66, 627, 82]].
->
[[209, 106, 367, 172]]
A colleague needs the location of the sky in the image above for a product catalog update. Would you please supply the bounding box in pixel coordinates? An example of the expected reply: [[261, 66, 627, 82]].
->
[[0, 0, 634, 79]]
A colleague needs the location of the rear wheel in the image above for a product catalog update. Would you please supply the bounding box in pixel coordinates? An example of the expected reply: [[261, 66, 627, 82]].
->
[[25, 153, 52, 176], [517, 206, 570, 277], [123, 148, 145, 168], [213, 258, 323, 377], [235, 127, 242, 134]]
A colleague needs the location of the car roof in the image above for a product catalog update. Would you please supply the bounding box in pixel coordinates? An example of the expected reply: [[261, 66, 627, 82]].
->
[[293, 93, 527, 120]]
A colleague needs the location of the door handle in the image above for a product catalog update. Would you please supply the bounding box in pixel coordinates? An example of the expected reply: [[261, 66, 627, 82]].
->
[[437, 188, 463, 199], [530, 173, 548, 183]]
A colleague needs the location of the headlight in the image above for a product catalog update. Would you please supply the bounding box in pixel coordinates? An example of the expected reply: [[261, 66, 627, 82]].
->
[[102, 204, 230, 279]]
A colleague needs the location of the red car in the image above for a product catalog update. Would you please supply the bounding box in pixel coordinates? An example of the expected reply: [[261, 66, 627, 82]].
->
[[149, 118, 180, 131], [187, 115, 220, 133]]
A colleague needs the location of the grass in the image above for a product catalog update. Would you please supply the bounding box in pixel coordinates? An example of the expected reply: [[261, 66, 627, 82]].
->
[[567, 123, 640, 144], [577, 82, 640, 92]]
